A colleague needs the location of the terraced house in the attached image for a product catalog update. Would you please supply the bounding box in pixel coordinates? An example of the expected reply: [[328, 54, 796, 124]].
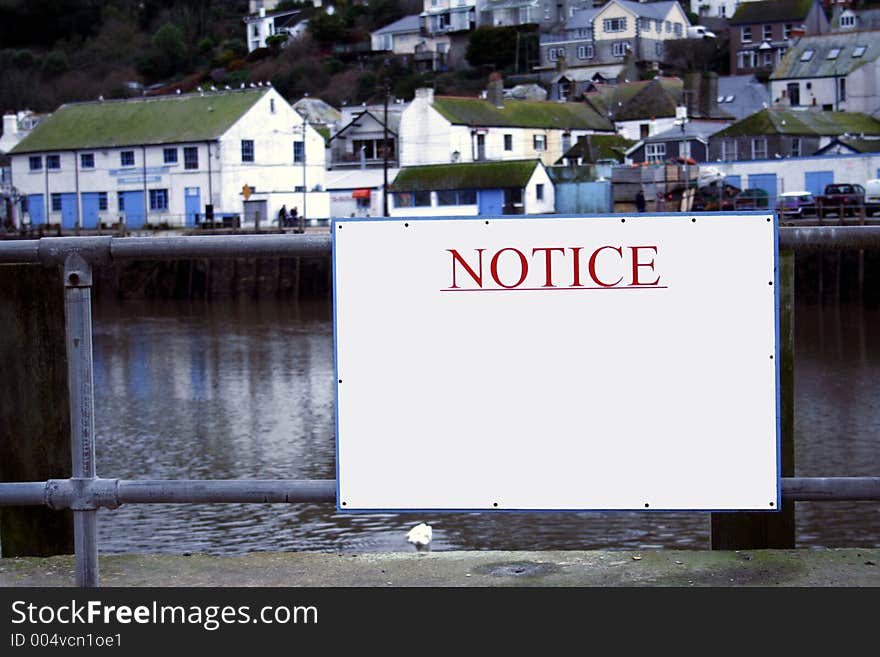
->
[[398, 84, 614, 168], [770, 31, 880, 113], [539, 0, 691, 73], [8, 87, 327, 229]]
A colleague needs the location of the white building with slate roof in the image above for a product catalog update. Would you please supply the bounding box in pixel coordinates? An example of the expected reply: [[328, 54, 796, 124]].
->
[[7, 87, 328, 229]]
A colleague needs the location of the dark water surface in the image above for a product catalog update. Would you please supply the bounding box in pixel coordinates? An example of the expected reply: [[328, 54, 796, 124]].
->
[[92, 299, 880, 554]]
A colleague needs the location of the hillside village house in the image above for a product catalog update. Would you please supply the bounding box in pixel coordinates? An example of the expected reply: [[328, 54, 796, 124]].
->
[[728, 0, 829, 76], [691, 1, 759, 19], [707, 108, 880, 203], [398, 84, 614, 168], [328, 103, 404, 170], [390, 159, 554, 216], [479, 0, 575, 29], [8, 87, 327, 229], [582, 77, 684, 140], [769, 32, 880, 113], [538, 1, 691, 72], [243, 5, 306, 53]]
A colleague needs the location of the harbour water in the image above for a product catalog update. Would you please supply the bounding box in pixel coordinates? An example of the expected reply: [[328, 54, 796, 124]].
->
[[92, 298, 880, 554]]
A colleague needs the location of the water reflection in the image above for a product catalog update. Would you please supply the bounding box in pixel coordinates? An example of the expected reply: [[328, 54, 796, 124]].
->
[[92, 299, 880, 554]]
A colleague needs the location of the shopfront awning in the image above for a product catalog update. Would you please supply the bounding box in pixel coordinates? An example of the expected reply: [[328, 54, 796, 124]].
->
[[352, 188, 372, 199]]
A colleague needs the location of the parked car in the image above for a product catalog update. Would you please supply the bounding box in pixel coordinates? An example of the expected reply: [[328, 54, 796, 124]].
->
[[816, 183, 865, 217], [776, 191, 816, 219], [735, 188, 770, 210], [864, 179, 880, 216]]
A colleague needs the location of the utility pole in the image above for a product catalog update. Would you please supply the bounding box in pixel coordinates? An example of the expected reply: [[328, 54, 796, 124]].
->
[[383, 74, 390, 217], [299, 122, 306, 233]]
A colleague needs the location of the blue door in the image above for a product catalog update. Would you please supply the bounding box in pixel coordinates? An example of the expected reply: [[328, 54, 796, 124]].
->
[[748, 173, 777, 209], [81, 193, 101, 229], [27, 194, 45, 225], [60, 193, 78, 229], [120, 190, 145, 226], [478, 189, 504, 216], [805, 171, 834, 197], [185, 187, 201, 227], [725, 175, 742, 191]]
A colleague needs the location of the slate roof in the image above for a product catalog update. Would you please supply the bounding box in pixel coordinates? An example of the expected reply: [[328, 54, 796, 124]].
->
[[613, 0, 681, 21], [770, 32, 880, 80], [716, 75, 771, 121], [711, 108, 880, 138], [10, 89, 267, 154], [431, 96, 614, 131], [372, 14, 421, 35], [392, 160, 542, 191], [729, 0, 815, 25], [641, 120, 730, 143]]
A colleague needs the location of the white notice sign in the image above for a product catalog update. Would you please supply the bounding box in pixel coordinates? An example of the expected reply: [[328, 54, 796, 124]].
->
[[333, 214, 780, 511]]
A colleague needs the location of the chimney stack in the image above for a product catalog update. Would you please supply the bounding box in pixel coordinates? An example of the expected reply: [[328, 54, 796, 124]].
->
[[684, 72, 701, 119], [701, 71, 720, 118], [487, 72, 504, 109]]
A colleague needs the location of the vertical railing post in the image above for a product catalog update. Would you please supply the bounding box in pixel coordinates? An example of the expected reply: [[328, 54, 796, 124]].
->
[[63, 253, 99, 587], [710, 251, 796, 548]]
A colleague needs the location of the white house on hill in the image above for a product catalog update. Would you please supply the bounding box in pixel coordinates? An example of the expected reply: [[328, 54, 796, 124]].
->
[[8, 87, 327, 229]]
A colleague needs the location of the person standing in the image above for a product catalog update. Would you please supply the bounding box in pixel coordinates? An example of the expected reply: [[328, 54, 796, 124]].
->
[[278, 205, 288, 227], [635, 189, 646, 213]]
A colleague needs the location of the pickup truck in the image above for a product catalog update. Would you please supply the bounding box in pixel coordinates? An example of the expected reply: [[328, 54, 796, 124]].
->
[[815, 183, 866, 217]]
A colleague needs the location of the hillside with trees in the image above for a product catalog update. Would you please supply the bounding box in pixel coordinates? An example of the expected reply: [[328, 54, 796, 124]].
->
[[0, 0, 512, 116]]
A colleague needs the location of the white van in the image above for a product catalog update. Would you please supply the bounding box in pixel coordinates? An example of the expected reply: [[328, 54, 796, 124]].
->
[[866, 178, 880, 216], [687, 25, 716, 39]]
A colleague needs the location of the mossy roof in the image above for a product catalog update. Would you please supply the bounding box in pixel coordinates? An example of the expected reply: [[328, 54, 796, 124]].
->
[[711, 108, 880, 138], [729, 0, 814, 24], [10, 89, 267, 154], [584, 78, 683, 121], [391, 160, 541, 191], [431, 96, 613, 131], [557, 134, 637, 164], [838, 137, 880, 153]]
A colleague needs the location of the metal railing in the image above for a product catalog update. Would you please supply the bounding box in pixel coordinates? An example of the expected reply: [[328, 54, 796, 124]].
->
[[1, 225, 880, 587]]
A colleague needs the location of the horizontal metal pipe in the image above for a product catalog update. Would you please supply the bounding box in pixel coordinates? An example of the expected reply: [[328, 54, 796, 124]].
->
[[116, 479, 337, 504], [0, 239, 40, 264], [110, 234, 332, 261], [0, 482, 47, 506], [777, 225, 880, 251], [782, 476, 880, 501], [4, 225, 880, 267], [4, 478, 880, 508]]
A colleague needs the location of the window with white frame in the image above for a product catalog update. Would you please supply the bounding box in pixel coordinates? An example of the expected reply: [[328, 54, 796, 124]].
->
[[536, 184, 544, 201], [163, 148, 178, 164], [674, 23, 682, 37], [784, 23, 793, 39], [752, 138, 767, 160], [533, 134, 546, 150], [577, 45, 593, 59], [841, 13, 856, 28], [640, 18, 651, 32], [28, 156, 42, 171], [721, 140, 738, 160], [120, 150, 135, 167], [763, 24, 772, 41], [98, 192, 108, 211], [763, 51, 773, 66], [603, 17, 626, 33], [612, 41, 628, 57], [655, 42, 663, 56], [718, 5, 726, 17], [741, 26, 752, 43], [547, 47, 561, 62], [680, 141, 691, 159], [504, 134, 513, 151], [80, 153, 95, 169], [519, 6, 532, 23], [45, 154, 60, 170], [51, 193, 62, 212], [791, 138, 801, 157], [665, 21, 671, 33], [646, 142, 666, 162], [839, 77, 847, 101], [293, 140, 304, 163], [738, 50, 756, 68]]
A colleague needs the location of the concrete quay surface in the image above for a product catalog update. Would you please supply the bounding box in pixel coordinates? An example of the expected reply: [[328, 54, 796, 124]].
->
[[1, 549, 878, 587]]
